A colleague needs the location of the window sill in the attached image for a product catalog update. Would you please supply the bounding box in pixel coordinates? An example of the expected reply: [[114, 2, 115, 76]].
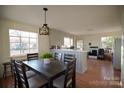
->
[[11, 54, 27, 61], [11, 54, 27, 58]]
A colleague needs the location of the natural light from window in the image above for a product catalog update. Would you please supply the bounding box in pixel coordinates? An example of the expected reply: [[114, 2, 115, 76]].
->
[[9, 29, 38, 56], [64, 37, 73, 48], [101, 36, 114, 49], [77, 40, 83, 49]]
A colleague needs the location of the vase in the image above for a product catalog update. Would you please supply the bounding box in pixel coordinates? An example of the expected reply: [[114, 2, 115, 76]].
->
[[44, 58, 50, 64]]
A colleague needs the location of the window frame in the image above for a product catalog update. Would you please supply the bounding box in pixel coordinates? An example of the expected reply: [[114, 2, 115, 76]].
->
[[101, 36, 114, 49], [9, 29, 38, 56], [64, 37, 73, 48]]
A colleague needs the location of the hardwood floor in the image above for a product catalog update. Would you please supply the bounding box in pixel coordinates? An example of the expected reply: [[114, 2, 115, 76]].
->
[[76, 59, 121, 88], [0, 59, 121, 88]]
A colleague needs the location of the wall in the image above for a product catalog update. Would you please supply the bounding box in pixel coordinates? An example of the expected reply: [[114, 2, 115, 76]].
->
[[76, 31, 122, 50], [0, 21, 2, 61], [39, 35, 50, 55], [49, 28, 75, 47], [121, 6, 124, 87], [0, 20, 2, 77]]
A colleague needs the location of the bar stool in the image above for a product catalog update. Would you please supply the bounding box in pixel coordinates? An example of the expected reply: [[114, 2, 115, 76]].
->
[[2, 62, 13, 78]]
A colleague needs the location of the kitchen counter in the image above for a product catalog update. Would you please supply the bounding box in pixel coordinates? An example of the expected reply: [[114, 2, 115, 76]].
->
[[51, 49, 88, 73]]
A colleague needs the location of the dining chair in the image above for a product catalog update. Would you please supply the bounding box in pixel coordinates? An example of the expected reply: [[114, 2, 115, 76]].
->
[[11, 59, 18, 88], [27, 53, 39, 61], [14, 61, 48, 88], [54, 52, 62, 61], [64, 54, 75, 63], [11, 60, 37, 88], [2, 62, 13, 78], [53, 58, 76, 88], [98, 48, 105, 60]]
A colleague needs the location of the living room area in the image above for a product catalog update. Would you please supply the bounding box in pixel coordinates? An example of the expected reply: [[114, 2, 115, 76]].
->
[[76, 31, 121, 87]]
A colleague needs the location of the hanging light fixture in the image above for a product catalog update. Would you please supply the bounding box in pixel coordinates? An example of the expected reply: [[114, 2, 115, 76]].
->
[[39, 8, 49, 35]]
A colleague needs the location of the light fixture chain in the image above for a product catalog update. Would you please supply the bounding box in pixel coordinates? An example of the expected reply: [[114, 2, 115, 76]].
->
[[39, 8, 49, 35], [45, 9, 46, 24]]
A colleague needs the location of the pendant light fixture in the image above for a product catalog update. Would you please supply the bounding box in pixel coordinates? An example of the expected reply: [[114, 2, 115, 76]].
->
[[39, 8, 49, 35]]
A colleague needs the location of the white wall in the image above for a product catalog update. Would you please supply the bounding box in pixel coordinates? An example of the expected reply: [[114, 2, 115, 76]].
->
[[76, 31, 122, 50]]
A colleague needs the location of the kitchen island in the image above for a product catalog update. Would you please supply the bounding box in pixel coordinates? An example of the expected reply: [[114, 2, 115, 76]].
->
[[51, 49, 88, 73]]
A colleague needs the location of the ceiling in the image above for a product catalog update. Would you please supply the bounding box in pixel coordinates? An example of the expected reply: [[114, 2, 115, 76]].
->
[[0, 5, 121, 35]]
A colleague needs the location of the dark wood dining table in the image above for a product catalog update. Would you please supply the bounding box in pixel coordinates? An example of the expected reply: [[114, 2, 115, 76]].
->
[[23, 59, 67, 88]]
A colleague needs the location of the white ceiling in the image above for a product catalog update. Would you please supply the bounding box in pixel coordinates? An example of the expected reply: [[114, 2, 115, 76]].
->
[[0, 5, 121, 35]]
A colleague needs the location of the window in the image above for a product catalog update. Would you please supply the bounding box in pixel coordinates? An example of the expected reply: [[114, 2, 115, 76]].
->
[[77, 40, 83, 49], [64, 37, 73, 48], [101, 36, 114, 49], [9, 29, 38, 56]]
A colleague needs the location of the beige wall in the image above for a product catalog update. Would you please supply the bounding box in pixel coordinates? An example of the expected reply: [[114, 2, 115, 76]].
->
[[0, 36, 1, 63], [121, 6, 124, 87], [76, 31, 122, 50], [0, 20, 2, 77], [49, 28, 75, 47], [39, 35, 50, 55]]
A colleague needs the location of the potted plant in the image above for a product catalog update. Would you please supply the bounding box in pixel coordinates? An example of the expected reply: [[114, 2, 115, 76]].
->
[[40, 53, 53, 64]]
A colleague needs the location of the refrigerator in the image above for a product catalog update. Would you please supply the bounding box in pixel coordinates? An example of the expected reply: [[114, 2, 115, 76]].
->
[[113, 38, 121, 70]]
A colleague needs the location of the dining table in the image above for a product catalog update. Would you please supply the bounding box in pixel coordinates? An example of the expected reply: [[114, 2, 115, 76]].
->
[[23, 59, 67, 88]]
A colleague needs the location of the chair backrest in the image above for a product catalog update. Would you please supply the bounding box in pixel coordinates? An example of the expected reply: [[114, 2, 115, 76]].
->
[[98, 48, 104, 55], [15, 61, 29, 88], [11, 59, 16, 76], [54, 52, 62, 61], [64, 58, 76, 88], [27, 53, 38, 61], [11, 59, 18, 87], [64, 54, 75, 63]]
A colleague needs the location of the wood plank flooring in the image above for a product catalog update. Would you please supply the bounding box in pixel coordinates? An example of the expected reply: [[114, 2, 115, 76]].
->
[[0, 59, 121, 88], [76, 59, 121, 88]]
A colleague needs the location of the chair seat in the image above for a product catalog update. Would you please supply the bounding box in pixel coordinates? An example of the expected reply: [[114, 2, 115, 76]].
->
[[28, 75, 48, 88], [53, 75, 65, 88], [26, 71, 36, 78]]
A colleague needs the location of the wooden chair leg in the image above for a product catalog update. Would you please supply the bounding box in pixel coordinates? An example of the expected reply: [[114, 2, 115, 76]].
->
[[3, 65, 6, 79], [14, 76, 17, 88], [10, 64, 13, 76]]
